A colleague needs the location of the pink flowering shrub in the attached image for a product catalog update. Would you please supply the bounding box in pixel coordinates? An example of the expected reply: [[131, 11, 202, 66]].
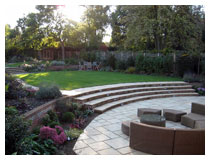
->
[[39, 125, 67, 144], [39, 126, 57, 139], [53, 132, 67, 144]]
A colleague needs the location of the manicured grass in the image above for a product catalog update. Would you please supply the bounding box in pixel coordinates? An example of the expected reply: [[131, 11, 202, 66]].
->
[[16, 71, 182, 90]]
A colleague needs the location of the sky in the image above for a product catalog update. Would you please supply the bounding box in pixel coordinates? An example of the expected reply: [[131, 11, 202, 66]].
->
[[5, 5, 112, 42]]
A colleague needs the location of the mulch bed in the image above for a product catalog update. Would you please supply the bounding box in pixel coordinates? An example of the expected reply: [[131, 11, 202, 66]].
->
[[57, 112, 99, 155], [5, 97, 53, 115]]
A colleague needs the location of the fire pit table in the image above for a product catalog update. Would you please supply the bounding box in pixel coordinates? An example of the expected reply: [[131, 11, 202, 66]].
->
[[140, 114, 166, 127]]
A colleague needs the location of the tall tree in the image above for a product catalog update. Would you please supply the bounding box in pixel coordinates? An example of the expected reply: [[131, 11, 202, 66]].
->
[[82, 5, 110, 50]]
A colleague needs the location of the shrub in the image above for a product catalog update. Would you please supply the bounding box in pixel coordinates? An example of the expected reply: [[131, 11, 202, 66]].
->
[[176, 55, 199, 77], [55, 100, 71, 113], [65, 58, 79, 65], [61, 112, 75, 123], [31, 126, 42, 135], [49, 121, 60, 128], [47, 110, 59, 123], [116, 60, 127, 70], [136, 54, 173, 74], [5, 107, 30, 155], [41, 110, 59, 127], [82, 108, 94, 118], [126, 56, 135, 67], [125, 67, 136, 74], [35, 85, 62, 100], [50, 60, 65, 66], [41, 114, 51, 126], [183, 73, 203, 83], [70, 118, 86, 129], [16, 134, 57, 155], [107, 54, 116, 70], [196, 87, 205, 96], [39, 126, 67, 145], [64, 128, 83, 140], [135, 54, 145, 72]]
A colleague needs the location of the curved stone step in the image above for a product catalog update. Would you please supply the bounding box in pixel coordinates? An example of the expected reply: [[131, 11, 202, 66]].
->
[[75, 85, 193, 103], [94, 93, 199, 113], [62, 81, 189, 97], [85, 89, 196, 108], [5, 67, 26, 74]]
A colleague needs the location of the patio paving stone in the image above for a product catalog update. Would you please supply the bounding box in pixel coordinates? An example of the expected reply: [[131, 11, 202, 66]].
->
[[90, 134, 110, 142], [73, 96, 205, 155], [98, 148, 121, 155], [104, 137, 129, 149], [117, 146, 135, 154], [74, 147, 98, 155], [88, 142, 111, 151]]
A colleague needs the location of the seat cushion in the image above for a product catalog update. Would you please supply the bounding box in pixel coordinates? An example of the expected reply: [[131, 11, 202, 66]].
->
[[181, 113, 205, 128], [163, 109, 187, 122], [137, 108, 161, 117]]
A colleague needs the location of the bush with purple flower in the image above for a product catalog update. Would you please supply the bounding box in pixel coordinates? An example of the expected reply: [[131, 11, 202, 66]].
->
[[39, 125, 67, 145], [196, 87, 205, 96]]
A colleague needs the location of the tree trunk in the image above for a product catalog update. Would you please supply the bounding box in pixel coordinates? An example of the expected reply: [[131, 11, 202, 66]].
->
[[61, 41, 65, 61]]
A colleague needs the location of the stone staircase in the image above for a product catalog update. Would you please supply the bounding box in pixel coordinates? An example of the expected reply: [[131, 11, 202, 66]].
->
[[62, 82, 199, 114], [5, 67, 26, 74]]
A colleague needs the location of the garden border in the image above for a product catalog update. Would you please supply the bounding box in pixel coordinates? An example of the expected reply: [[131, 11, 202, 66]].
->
[[23, 96, 71, 128]]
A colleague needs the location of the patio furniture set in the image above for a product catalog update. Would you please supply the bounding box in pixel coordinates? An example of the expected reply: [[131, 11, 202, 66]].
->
[[79, 61, 101, 71], [121, 102, 205, 155]]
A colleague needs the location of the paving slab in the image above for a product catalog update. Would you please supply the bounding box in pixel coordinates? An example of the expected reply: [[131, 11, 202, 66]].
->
[[73, 96, 205, 155], [104, 137, 129, 149], [74, 147, 98, 155], [88, 142, 111, 151], [98, 148, 121, 155]]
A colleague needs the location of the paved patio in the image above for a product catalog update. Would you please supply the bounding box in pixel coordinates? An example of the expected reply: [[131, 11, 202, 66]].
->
[[73, 96, 205, 155]]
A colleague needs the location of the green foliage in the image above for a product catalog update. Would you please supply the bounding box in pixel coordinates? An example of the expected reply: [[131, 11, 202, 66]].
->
[[183, 73, 204, 83], [106, 54, 116, 70], [64, 128, 83, 140], [47, 110, 59, 122], [65, 58, 79, 65], [5, 84, 9, 92], [55, 100, 72, 113], [110, 5, 205, 53], [61, 112, 75, 123], [41, 110, 60, 127], [49, 121, 60, 128], [35, 85, 62, 100], [126, 56, 135, 67], [50, 60, 65, 66], [41, 114, 51, 126], [125, 67, 136, 74], [80, 52, 97, 62], [116, 60, 127, 70], [5, 107, 31, 155], [31, 126, 42, 135], [135, 54, 173, 74], [16, 134, 56, 155]]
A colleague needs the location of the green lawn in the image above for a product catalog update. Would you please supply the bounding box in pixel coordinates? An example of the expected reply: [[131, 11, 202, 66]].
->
[[6, 62, 25, 67], [16, 71, 182, 90]]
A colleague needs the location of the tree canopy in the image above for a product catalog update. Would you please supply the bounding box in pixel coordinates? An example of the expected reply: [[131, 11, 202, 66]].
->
[[5, 5, 205, 60]]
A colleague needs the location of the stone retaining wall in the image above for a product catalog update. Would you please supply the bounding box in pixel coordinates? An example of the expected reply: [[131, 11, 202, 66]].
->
[[23, 96, 72, 128]]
